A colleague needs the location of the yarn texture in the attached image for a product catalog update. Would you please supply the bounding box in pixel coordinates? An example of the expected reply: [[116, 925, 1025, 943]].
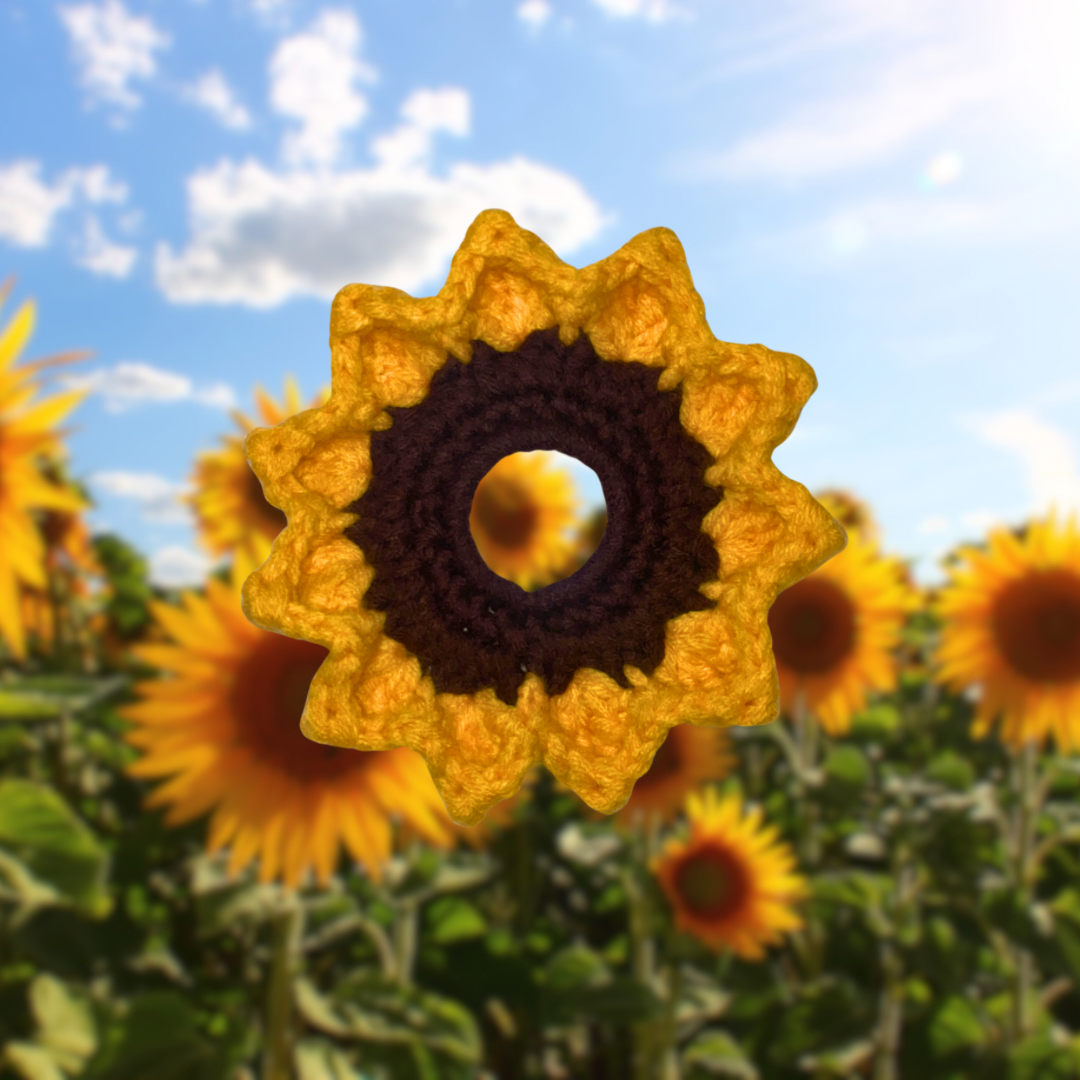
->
[[242, 209, 844, 825]]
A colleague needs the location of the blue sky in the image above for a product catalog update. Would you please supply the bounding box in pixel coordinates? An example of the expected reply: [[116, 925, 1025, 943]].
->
[[2, 0, 1078, 586]]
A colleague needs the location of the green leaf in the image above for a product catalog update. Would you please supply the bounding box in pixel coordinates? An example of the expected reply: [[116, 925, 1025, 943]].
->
[[926, 750, 976, 791], [1052, 917, 1080, 983], [0, 780, 110, 917], [295, 1039, 363, 1080], [28, 974, 97, 1072], [325, 971, 483, 1066], [541, 945, 608, 994], [1050, 887, 1080, 925], [763, 976, 873, 1066], [0, 676, 127, 720], [823, 746, 871, 798], [851, 703, 901, 738], [3, 1042, 68, 1080], [427, 861, 493, 896], [682, 1029, 759, 1078], [812, 871, 891, 913], [0, 693, 63, 721], [571, 976, 662, 1025], [82, 992, 232, 1080], [424, 896, 487, 945], [930, 996, 987, 1058], [189, 853, 283, 936], [982, 889, 1044, 951], [1008, 1033, 1080, 1079]]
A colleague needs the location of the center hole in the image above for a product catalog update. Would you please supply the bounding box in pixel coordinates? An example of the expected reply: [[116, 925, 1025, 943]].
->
[[469, 451, 607, 591]]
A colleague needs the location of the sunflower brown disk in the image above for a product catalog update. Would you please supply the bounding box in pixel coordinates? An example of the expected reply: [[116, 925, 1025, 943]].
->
[[768, 522, 915, 737], [242, 209, 844, 824], [992, 569, 1080, 683], [675, 843, 751, 922], [768, 576, 856, 675]]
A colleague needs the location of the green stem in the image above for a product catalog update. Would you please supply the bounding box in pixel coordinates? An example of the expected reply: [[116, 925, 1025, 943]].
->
[[628, 814, 660, 1080], [657, 960, 682, 1080], [392, 896, 419, 989], [873, 939, 904, 1080], [873, 861, 914, 1080], [263, 897, 303, 1080], [1009, 741, 1039, 1046], [792, 685, 820, 868]]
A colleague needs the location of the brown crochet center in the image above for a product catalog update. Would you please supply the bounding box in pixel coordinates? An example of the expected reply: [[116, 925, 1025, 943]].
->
[[346, 327, 722, 706]]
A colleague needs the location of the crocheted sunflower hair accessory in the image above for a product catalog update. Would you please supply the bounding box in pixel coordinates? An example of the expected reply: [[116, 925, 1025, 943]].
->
[[242, 209, 844, 825]]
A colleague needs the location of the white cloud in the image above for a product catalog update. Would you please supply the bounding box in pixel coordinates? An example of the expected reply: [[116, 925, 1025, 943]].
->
[[920, 150, 963, 188], [517, 0, 553, 27], [72, 164, 129, 204], [155, 17, 608, 309], [371, 87, 470, 171], [246, 0, 293, 25], [960, 509, 1002, 532], [0, 162, 76, 247], [89, 470, 193, 525], [154, 149, 610, 308], [59, 0, 169, 112], [149, 545, 212, 588], [968, 409, 1080, 514], [590, 0, 688, 21], [183, 69, 252, 131], [67, 360, 237, 412], [0, 161, 129, 249], [78, 215, 137, 277], [676, 0, 1080, 185], [269, 8, 376, 167], [401, 87, 470, 137], [917, 514, 950, 535], [694, 54, 986, 183], [753, 194, 996, 266]]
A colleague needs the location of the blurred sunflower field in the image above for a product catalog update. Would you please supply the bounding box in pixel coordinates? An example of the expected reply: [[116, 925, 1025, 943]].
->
[[4, 277, 1080, 1080]]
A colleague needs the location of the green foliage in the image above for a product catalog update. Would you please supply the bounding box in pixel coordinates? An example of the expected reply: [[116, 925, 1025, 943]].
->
[[0, 780, 110, 917], [91, 534, 153, 641], [82, 992, 233, 1080], [4, 568, 1080, 1079]]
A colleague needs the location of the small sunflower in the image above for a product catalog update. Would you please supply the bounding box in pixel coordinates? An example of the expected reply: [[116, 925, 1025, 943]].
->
[[935, 513, 1080, 751], [550, 506, 609, 583], [20, 477, 101, 654], [190, 378, 328, 559], [768, 524, 915, 736], [0, 281, 87, 658], [653, 787, 806, 959], [817, 489, 878, 544], [120, 542, 454, 887], [241, 210, 844, 824], [618, 724, 735, 826], [470, 450, 580, 590]]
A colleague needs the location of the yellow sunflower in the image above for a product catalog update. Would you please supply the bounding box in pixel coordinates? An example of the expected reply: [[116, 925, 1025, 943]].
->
[[618, 724, 735, 826], [20, 478, 101, 654], [768, 524, 915, 736], [652, 787, 806, 959], [935, 513, 1080, 751], [470, 450, 580, 590], [120, 541, 454, 887], [241, 209, 844, 824], [190, 378, 328, 559], [817, 488, 878, 544], [0, 281, 87, 659], [549, 506, 609, 584]]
